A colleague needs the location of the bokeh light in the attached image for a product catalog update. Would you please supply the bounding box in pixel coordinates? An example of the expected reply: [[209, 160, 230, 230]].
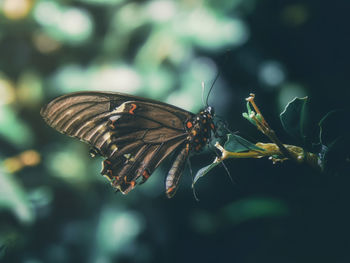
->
[[0, 76, 16, 105], [2, 0, 33, 20], [259, 60, 286, 88], [0, 169, 34, 224], [174, 9, 249, 50], [17, 71, 44, 107], [281, 4, 309, 27], [95, 207, 145, 261], [3, 150, 40, 173], [32, 31, 62, 54], [45, 143, 89, 182], [78, 0, 125, 5], [50, 64, 142, 95], [145, 0, 176, 23], [0, 106, 34, 148], [33, 1, 94, 45]]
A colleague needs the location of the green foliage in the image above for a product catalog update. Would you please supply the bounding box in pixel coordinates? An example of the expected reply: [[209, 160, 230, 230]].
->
[[280, 96, 310, 145], [0, 169, 34, 225], [193, 134, 264, 186], [223, 133, 264, 153], [242, 101, 263, 126], [319, 109, 349, 147], [280, 97, 349, 175], [318, 110, 350, 175], [197, 96, 350, 184], [242, 101, 257, 126], [0, 106, 35, 149], [193, 162, 220, 187]]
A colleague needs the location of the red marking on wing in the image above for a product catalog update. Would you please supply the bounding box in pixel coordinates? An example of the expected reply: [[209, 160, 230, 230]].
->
[[129, 103, 137, 114], [166, 186, 175, 195], [124, 176, 136, 188], [142, 170, 150, 180], [186, 121, 193, 129]]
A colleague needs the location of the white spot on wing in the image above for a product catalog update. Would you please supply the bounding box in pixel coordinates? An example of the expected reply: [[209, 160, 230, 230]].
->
[[111, 102, 128, 114], [110, 115, 121, 122]]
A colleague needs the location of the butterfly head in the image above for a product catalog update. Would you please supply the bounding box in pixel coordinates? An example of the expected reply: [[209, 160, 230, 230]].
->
[[204, 106, 215, 117]]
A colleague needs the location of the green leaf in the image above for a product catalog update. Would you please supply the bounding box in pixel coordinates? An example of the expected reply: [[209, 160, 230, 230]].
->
[[193, 133, 264, 186], [319, 109, 348, 147], [0, 105, 34, 149], [318, 110, 350, 176], [242, 102, 257, 126], [280, 96, 309, 143], [192, 161, 220, 187], [246, 101, 253, 115], [242, 112, 256, 126], [193, 134, 264, 187], [224, 133, 264, 153]]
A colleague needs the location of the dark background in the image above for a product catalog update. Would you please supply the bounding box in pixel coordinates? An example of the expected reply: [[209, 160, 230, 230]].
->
[[1, 0, 350, 262]]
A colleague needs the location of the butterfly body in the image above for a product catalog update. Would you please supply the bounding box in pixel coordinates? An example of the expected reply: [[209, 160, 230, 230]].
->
[[185, 106, 215, 153], [41, 92, 215, 198]]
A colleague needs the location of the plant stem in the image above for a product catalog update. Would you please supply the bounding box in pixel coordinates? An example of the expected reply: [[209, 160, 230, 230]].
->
[[246, 94, 297, 162], [215, 142, 321, 170]]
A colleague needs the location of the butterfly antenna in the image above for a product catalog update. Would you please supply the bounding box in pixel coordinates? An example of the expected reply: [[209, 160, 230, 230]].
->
[[206, 71, 220, 107], [187, 158, 200, 201], [206, 50, 233, 107], [201, 81, 206, 107]]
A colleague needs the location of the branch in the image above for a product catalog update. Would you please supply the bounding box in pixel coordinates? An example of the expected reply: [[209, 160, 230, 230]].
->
[[215, 141, 320, 170]]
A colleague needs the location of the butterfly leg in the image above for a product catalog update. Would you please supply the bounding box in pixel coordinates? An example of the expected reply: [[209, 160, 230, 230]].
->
[[186, 158, 200, 201]]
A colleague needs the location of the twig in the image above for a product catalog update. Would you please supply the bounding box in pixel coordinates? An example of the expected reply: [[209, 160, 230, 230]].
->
[[215, 142, 320, 170], [246, 94, 296, 162]]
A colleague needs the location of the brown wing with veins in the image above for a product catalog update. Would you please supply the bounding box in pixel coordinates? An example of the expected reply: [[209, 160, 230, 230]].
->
[[40, 91, 193, 194]]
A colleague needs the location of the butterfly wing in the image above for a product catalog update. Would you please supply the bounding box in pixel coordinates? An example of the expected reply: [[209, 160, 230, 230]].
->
[[41, 91, 194, 194]]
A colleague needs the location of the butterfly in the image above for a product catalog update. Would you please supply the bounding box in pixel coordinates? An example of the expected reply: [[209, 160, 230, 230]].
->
[[40, 91, 216, 198]]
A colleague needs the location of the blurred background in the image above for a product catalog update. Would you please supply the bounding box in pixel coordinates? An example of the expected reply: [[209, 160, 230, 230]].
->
[[1, 0, 350, 262]]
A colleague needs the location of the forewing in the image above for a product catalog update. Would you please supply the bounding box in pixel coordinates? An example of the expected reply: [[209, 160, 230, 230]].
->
[[40, 91, 194, 157]]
